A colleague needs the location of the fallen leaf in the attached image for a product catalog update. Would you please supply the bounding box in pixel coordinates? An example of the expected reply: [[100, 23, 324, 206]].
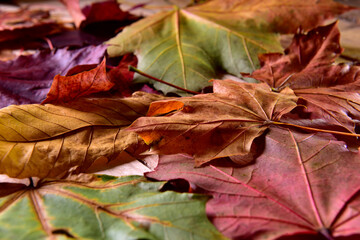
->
[[0, 8, 66, 43], [108, 53, 138, 97], [147, 127, 360, 240], [42, 58, 114, 104], [244, 22, 343, 90], [0, 44, 106, 108], [246, 23, 360, 133], [81, 0, 135, 27], [107, 0, 351, 94], [0, 175, 226, 240], [129, 79, 298, 166], [118, 0, 193, 17], [60, 0, 85, 28], [0, 92, 164, 179]]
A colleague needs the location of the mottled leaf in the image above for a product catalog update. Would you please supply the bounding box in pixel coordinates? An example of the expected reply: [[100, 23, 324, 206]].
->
[[0, 92, 163, 179], [107, 0, 351, 94], [147, 127, 360, 239], [0, 175, 226, 240], [129, 79, 298, 166]]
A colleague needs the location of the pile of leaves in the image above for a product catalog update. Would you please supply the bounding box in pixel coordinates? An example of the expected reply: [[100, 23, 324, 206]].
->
[[0, 0, 359, 239]]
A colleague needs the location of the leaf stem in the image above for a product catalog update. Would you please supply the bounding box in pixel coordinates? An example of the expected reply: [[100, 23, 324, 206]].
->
[[271, 121, 360, 138], [128, 66, 200, 95]]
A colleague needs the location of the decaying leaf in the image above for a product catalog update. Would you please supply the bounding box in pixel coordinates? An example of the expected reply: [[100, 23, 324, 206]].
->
[[0, 175, 226, 240], [0, 8, 66, 43], [0, 45, 106, 108], [0, 92, 164, 179], [129, 79, 298, 166], [246, 23, 360, 133], [42, 58, 114, 104], [147, 127, 360, 240], [107, 0, 352, 94]]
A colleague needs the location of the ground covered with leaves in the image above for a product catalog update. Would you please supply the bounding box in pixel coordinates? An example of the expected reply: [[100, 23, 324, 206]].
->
[[0, 0, 360, 239]]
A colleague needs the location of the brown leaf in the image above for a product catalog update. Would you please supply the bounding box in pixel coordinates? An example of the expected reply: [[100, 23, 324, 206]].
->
[[129, 79, 298, 166], [0, 8, 66, 42], [0, 92, 164, 179], [188, 0, 354, 34], [147, 127, 360, 239], [42, 58, 114, 104], [245, 22, 343, 90], [246, 22, 360, 133]]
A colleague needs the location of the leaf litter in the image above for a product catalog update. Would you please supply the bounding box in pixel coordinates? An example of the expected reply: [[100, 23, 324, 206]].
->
[[0, 0, 359, 239]]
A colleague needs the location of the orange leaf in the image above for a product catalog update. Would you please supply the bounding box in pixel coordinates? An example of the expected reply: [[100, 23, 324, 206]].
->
[[42, 58, 114, 104], [129, 79, 298, 166]]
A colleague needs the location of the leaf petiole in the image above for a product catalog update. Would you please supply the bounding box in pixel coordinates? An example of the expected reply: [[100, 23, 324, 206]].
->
[[271, 121, 360, 138], [129, 66, 201, 95]]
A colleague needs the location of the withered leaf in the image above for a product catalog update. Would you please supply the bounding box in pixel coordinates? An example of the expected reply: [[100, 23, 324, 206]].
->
[[0, 8, 66, 43], [147, 127, 360, 239], [129, 79, 298, 166], [42, 58, 114, 104], [0, 92, 164, 179], [0, 45, 106, 108], [246, 22, 360, 133]]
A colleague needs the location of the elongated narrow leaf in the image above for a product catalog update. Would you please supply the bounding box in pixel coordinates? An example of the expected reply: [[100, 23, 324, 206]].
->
[[107, 0, 352, 94], [147, 127, 360, 239], [0, 175, 226, 240], [129, 80, 298, 166], [0, 92, 163, 179]]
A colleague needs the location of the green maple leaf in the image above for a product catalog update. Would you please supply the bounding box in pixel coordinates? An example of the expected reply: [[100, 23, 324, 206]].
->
[[0, 175, 226, 240], [107, 0, 351, 94]]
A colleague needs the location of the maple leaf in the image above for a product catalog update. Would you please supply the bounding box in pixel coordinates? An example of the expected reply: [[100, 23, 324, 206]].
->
[[107, 0, 352, 94], [0, 175, 225, 240], [0, 45, 106, 108], [42, 58, 114, 104], [246, 22, 360, 133], [147, 127, 360, 240], [0, 92, 164, 179], [0, 8, 66, 43], [129, 79, 298, 166]]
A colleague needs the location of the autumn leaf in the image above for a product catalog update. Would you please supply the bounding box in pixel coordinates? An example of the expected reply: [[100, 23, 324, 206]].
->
[[42, 58, 114, 104], [0, 92, 164, 179], [129, 79, 298, 166], [60, 0, 86, 28], [0, 175, 226, 240], [107, 53, 138, 97], [81, 0, 136, 27], [246, 22, 360, 133], [0, 45, 106, 108], [244, 22, 343, 90], [147, 127, 360, 240], [107, 0, 352, 94], [0, 8, 66, 43]]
